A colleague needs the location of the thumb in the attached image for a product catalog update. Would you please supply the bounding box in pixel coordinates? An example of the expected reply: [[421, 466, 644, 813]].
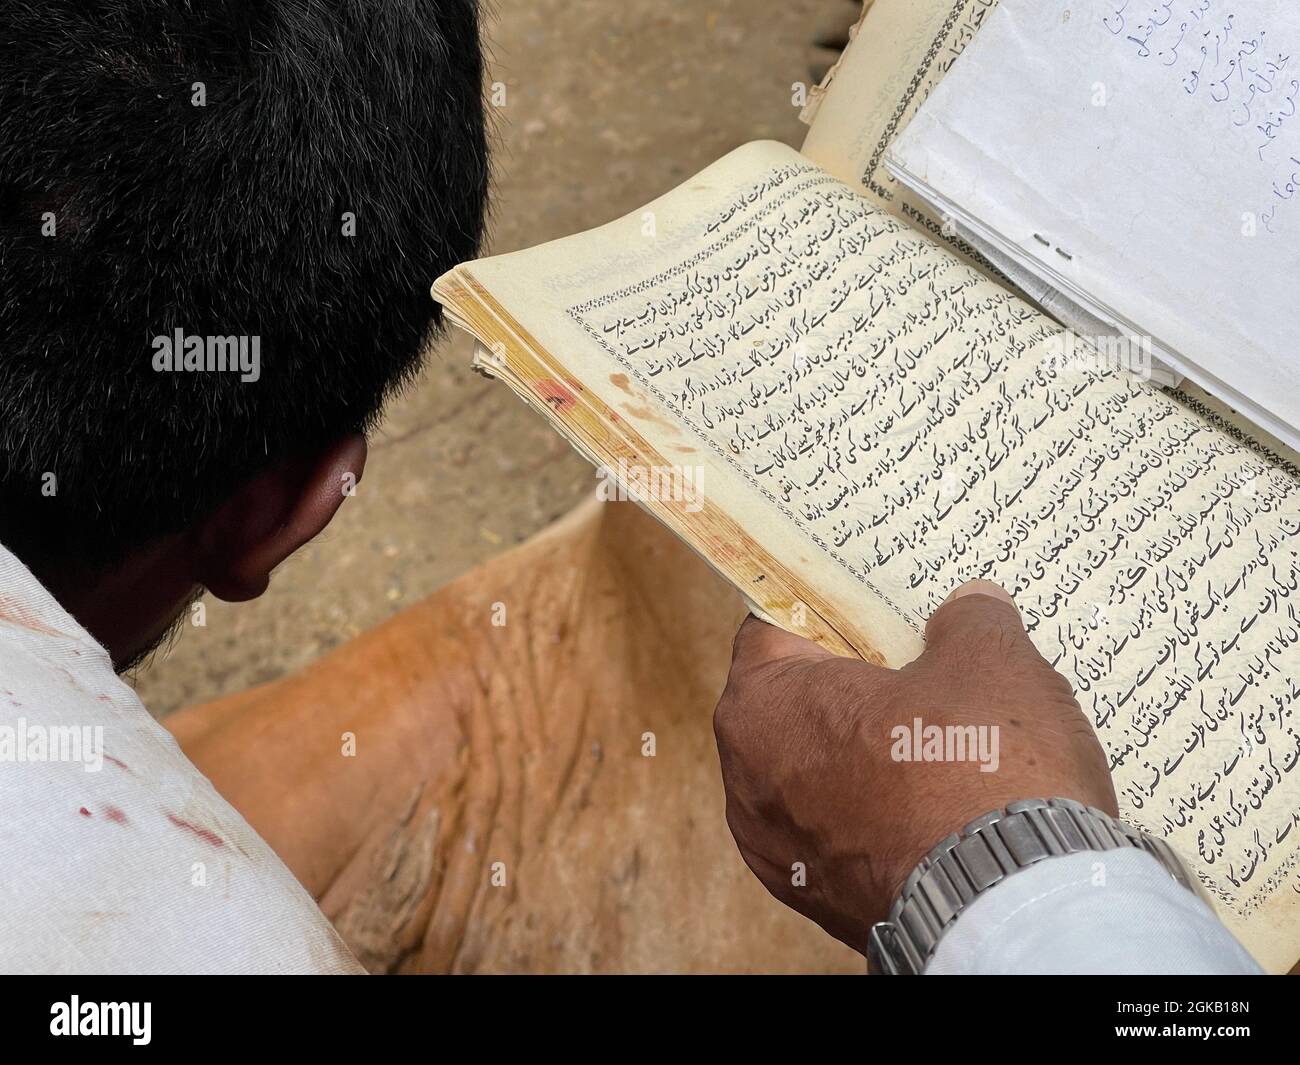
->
[[730, 613, 837, 672], [922, 580, 1035, 659]]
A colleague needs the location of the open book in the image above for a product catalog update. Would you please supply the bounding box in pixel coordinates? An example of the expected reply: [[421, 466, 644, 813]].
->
[[433, 0, 1300, 973]]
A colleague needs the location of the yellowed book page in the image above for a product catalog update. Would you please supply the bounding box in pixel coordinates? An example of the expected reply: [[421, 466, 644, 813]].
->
[[799, 0, 878, 127], [801, 0, 1000, 249], [434, 140, 1300, 970]]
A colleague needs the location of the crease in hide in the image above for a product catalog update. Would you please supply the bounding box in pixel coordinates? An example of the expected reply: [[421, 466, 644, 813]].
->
[[414, 616, 509, 973], [329, 782, 444, 974]]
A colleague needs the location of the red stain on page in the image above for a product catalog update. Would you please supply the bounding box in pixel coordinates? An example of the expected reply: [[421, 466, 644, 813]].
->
[[166, 813, 224, 848], [536, 378, 578, 413]]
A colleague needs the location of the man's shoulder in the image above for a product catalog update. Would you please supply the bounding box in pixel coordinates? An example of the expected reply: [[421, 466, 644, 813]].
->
[[0, 581, 360, 975]]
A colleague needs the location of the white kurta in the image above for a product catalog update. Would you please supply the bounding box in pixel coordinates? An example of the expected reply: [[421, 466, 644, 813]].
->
[[0, 543, 361, 974]]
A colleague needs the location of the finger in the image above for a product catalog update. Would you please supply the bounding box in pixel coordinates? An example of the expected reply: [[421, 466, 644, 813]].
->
[[923, 579, 1033, 656], [730, 613, 836, 671], [942, 578, 1014, 608]]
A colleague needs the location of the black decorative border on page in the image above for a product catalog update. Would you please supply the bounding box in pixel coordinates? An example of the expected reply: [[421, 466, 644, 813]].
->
[[1168, 390, 1300, 481], [861, 0, 985, 200], [857, 0, 999, 272], [566, 169, 921, 634]]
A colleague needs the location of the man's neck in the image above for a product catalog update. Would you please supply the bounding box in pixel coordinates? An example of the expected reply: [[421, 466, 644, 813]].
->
[[37, 539, 201, 672]]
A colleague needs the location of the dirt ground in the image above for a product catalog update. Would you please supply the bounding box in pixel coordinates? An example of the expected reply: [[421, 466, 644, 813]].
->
[[132, 0, 847, 715]]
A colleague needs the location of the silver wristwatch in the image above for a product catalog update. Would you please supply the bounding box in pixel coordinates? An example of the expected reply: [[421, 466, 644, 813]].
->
[[866, 797, 1203, 975]]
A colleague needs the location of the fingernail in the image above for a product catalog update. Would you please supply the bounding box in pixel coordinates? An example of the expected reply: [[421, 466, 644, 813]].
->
[[943, 579, 1014, 606]]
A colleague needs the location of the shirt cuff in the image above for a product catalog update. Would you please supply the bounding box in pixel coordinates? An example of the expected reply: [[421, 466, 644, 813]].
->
[[924, 848, 1264, 974]]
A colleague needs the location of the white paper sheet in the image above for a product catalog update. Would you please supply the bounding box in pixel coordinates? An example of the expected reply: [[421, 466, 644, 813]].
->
[[886, 0, 1300, 450]]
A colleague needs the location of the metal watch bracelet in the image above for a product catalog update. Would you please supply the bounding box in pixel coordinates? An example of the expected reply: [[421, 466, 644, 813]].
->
[[866, 797, 1202, 975]]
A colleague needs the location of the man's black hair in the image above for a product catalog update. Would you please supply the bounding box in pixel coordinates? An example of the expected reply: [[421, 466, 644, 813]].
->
[[0, 0, 489, 587]]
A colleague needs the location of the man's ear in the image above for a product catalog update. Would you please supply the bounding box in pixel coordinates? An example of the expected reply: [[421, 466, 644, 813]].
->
[[195, 434, 367, 602]]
